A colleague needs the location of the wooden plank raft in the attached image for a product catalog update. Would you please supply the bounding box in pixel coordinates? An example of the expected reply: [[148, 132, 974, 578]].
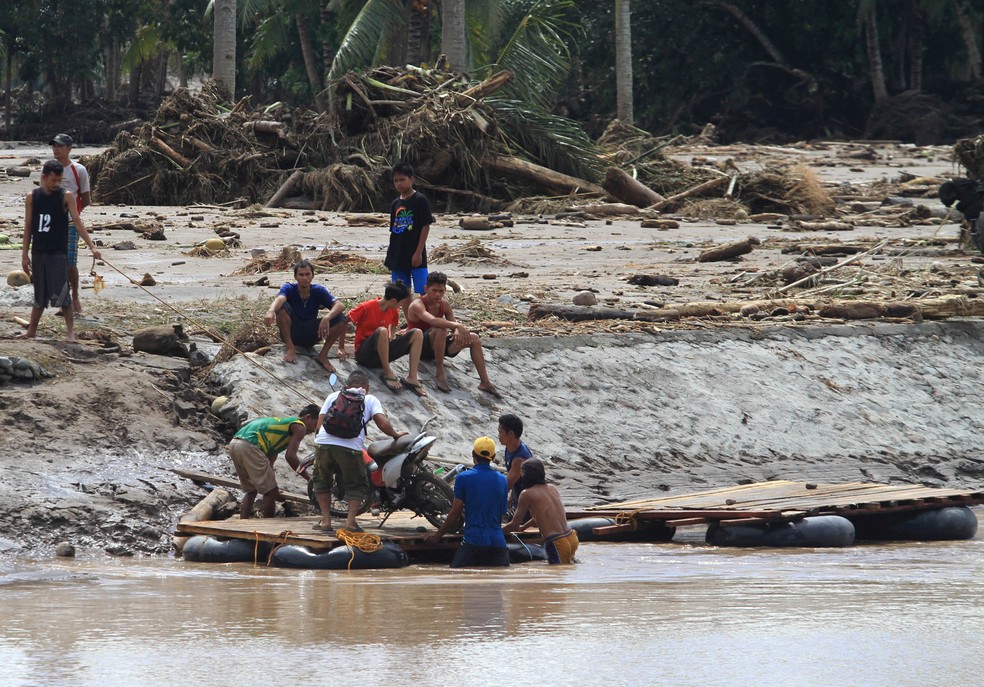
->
[[566, 480, 984, 528]]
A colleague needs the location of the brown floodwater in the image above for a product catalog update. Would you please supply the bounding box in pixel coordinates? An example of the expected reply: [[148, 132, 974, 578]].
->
[[2, 528, 984, 687]]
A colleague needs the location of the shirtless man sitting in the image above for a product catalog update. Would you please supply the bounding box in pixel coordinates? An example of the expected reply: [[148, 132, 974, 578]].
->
[[502, 458, 578, 564], [406, 271, 500, 397]]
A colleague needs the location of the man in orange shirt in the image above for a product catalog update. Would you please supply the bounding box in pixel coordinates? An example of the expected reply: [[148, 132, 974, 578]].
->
[[349, 281, 427, 396]]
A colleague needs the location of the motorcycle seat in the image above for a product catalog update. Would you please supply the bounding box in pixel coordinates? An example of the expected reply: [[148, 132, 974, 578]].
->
[[367, 434, 415, 460]]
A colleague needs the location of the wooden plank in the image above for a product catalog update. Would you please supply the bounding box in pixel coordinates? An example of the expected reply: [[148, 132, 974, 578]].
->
[[172, 468, 310, 505], [663, 518, 709, 527]]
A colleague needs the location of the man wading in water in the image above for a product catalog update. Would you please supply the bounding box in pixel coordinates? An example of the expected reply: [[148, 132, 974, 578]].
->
[[502, 458, 578, 564]]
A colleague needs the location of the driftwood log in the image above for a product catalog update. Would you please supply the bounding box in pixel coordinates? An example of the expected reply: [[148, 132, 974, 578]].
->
[[528, 303, 678, 322], [789, 220, 855, 232], [697, 236, 761, 262], [602, 167, 666, 207], [148, 136, 192, 169], [654, 175, 730, 210], [483, 154, 606, 196], [265, 170, 305, 209], [172, 488, 235, 554], [528, 295, 983, 324], [455, 70, 514, 106], [569, 202, 640, 216], [459, 217, 494, 231], [781, 243, 869, 255]]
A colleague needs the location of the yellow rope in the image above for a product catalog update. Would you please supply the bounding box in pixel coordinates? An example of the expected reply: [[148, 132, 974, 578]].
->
[[614, 508, 645, 529], [266, 530, 295, 566], [96, 255, 317, 404], [336, 528, 383, 570]]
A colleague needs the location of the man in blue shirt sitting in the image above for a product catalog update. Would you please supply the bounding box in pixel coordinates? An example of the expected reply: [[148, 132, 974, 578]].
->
[[428, 436, 509, 567], [263, 259, 347, 373]]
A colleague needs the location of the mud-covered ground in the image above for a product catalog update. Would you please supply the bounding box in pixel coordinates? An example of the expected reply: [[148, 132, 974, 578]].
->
[[1, 139, 982, 560]]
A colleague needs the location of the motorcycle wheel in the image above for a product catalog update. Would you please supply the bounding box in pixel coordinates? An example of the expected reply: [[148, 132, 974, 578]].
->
[[411, 471, 457, 529]]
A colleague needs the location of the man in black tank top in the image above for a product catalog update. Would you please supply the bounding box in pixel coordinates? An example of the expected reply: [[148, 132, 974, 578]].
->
[[18, 160, 101, 342]]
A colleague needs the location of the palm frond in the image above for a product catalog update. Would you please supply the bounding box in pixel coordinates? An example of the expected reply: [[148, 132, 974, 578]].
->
[[486, 97, 603, 181], [491, 0, 580, 110], [246, 14, 290, 69], [121, 24, 164, 73], [326, 0, 407, 85], [465, 0, 509, 68]]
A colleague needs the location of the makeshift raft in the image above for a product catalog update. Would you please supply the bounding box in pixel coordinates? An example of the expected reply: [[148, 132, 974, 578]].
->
[[569, 480, 983, 547], [173, 478, 982, 568]]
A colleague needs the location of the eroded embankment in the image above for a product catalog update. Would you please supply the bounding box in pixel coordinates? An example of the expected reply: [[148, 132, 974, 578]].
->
[[213, 321, 984, 507]]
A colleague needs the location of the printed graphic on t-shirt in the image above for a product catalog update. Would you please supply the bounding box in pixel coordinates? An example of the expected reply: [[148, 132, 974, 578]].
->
[[392, 205, 413, 234], [38, 214, 52, 233]]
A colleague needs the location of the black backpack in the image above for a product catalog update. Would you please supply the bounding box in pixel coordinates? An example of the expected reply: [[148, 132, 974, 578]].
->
[[322, 389, 368, 439]]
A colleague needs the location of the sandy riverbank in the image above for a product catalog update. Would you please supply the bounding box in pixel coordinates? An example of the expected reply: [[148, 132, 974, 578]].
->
[[1, 139, 982, 559]]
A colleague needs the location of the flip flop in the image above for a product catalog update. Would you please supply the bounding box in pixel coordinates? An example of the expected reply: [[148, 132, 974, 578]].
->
[[380, 374, 402, 392], [340, 525, 365, 533], [313, 522, 334, 533], [435, 379, 452, 393], [401, 378, 428, 397]]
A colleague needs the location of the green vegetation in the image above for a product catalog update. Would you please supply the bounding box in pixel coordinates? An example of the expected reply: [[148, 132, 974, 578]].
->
[[1, 1, 981, 142]]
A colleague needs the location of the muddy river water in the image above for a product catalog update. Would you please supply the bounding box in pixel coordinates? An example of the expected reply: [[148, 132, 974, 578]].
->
[[2, 524, 983, 687]]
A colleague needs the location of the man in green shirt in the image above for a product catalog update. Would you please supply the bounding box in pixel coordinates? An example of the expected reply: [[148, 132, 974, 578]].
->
[[228, 404, 320, 518]]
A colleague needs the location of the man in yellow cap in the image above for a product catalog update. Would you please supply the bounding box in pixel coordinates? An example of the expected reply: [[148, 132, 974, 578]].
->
[[427, 436, 509, 567]]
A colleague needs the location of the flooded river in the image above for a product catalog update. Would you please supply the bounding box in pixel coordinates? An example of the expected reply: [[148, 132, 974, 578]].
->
[[2, 531, 984, 687]]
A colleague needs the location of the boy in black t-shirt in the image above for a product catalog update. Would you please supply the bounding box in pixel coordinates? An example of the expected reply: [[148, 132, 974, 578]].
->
[[384, 163, 435, 295]]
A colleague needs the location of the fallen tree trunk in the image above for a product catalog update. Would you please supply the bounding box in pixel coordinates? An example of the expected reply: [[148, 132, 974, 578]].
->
[[653, 175, 730, 210], [602, 167, 666, 207], [265, 170, 305, 208], [483, 154, 606, 196], [697, 236, 761, 262]]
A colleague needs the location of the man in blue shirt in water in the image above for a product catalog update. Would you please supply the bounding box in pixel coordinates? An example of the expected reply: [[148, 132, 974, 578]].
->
[[427, 436, 509, 567]]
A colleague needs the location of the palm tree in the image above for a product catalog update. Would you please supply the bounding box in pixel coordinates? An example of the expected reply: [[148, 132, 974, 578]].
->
[[441, 0, 467, 70], [213, 0, 237, 96], [614, 0, 632, 123], [859, 0, 888, 101]]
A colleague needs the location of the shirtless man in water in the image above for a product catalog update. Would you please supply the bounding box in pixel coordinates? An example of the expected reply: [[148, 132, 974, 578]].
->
[[405, 271, 500, 397], [502, 458, 578, 564]]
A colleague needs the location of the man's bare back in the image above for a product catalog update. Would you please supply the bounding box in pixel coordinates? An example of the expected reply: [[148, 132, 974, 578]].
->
[[504, 482, 569, 539]]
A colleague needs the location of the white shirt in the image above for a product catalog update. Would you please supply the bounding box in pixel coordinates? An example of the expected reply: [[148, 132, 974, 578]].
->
[[314, 389, 383, 451], [58, 161, 90, 197]]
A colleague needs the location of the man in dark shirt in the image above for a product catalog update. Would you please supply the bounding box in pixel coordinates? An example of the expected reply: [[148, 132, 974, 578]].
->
[[263, 259, 347, 372], [427, 436, 509, 567], [384, 162, 434, 295], [19, 160, 101, 342]]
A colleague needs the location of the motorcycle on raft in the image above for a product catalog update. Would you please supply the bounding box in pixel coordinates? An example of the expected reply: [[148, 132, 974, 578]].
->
[[299, 417, 460, 530]]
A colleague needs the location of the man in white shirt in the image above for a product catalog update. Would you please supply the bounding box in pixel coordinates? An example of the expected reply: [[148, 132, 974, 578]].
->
[[312, 370, 405, 532], [50, 133, 91, 315]]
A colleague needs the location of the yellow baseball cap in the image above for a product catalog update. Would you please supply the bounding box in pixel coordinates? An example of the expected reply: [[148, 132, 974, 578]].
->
[[472, 436, 496, 460]]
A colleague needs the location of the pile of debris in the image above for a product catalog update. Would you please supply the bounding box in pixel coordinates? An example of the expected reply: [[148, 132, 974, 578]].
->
[[85, 68, 858, 217]]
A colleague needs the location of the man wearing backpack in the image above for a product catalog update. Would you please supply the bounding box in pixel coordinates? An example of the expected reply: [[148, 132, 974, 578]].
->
[[312, 370, 406, 532]]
